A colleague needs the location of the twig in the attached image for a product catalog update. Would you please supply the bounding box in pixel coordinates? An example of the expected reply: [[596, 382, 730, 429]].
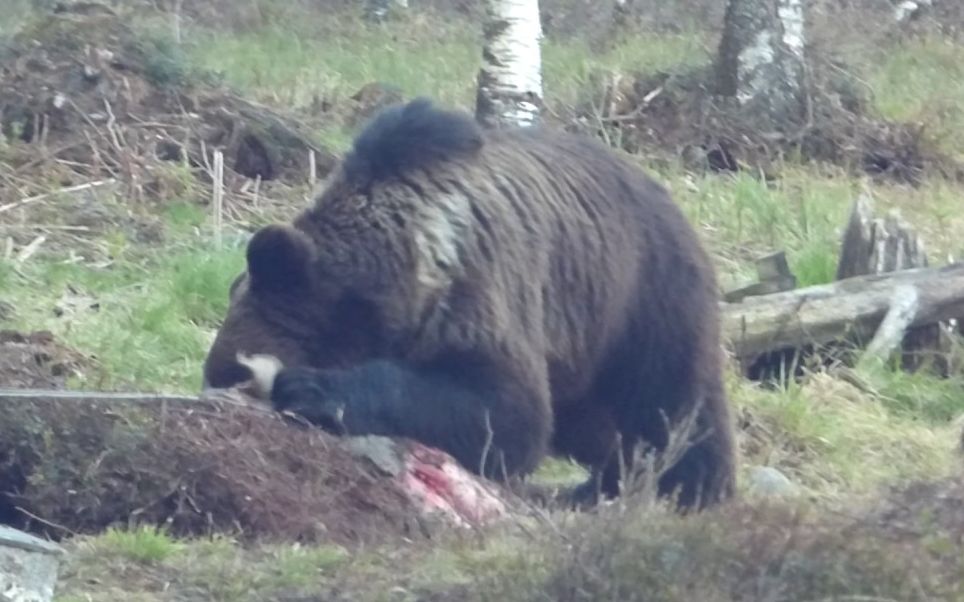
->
[[13, 506, 77, 537], [479, 409, 494, 477], [0, 179, 116, 214], [102, 98, 125, 151], [39, 113, 49, 149], [15, 235, 46, 264], [0, 224, 93, 232]]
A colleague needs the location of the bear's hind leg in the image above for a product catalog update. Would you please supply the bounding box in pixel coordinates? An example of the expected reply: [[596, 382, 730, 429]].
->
[[620, 376, 737, 511], [551, 401, 627, 506], [653, 383, 737, 510]]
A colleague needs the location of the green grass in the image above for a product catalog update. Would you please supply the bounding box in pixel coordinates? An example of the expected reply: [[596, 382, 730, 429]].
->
[[1, 234, 245, 392], [867, 34, 964, 160], [871, 368, 964, 424], [98, 525, 185, 564], [0, 0, 33, 38], [541, 29, 709, 104], [185, 14, 481, 106], [653, 167, 860, 288], [735, 370, 957, 495], [59, 533, 351, 601]]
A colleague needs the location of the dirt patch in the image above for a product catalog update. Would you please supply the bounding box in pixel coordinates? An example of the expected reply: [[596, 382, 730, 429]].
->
[[0, 7, 339, 257], [0, 393, 450, 547], [0, 329, 92, 389]]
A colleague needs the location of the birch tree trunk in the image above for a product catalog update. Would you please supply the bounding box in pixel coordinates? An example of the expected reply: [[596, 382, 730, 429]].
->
[[364, 0, 408, 23], [475, 0, 544, 129], [715, 0, 807, 126]]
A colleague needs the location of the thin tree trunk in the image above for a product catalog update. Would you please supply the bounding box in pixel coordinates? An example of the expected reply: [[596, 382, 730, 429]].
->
[[364, 0, 408, 23], [715, 0, 806, 126], [475, 0, 544, 129]]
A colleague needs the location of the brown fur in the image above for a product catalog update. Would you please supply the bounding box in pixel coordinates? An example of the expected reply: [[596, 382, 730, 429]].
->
[[203, 98, 737, 509]]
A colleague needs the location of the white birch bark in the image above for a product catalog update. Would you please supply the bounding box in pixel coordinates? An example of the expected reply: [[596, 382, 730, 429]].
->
[[715, 0, 806, 125], [364, 0, 408, 23], [475, 0, 544, 129]]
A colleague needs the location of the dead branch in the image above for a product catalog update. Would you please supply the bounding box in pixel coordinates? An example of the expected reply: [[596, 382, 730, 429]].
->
[[0, 180, 117, 214], [857, 284, 920, 369]]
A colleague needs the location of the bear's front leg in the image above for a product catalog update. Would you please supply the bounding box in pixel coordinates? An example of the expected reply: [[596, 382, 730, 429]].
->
[[268, 357, 551, 480]]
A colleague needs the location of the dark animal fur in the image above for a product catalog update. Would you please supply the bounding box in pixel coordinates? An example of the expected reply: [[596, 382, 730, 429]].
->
[[203, 98, 737, 509], [342, 97, 484, 185]]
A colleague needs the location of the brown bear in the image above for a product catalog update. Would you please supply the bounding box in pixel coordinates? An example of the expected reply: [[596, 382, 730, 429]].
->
[[202, 98, 737, 510]]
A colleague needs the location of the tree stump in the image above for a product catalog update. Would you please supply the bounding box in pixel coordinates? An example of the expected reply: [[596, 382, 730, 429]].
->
[[724, 251, 802, 382], [836, 193, 928, 280], [835, 192, 952, 373]]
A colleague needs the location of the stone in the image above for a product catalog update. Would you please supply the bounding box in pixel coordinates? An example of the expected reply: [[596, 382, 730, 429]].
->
[[0, 526, 65, 602], [746, 465, 800, 498]]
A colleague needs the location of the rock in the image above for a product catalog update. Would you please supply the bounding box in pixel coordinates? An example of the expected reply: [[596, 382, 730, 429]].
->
[[348, 435, 406, 477], [746, 466, 800, 498], [0, 525, 65, 602]]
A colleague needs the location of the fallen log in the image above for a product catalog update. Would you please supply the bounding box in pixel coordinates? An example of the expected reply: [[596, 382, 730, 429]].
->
[[721, 262, 964, 360]]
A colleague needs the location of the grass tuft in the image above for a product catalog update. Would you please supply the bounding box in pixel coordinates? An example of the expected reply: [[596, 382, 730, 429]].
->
[[98, 525, 184, 564]]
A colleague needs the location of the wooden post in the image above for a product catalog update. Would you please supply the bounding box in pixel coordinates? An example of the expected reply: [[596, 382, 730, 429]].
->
[[212, 150, 224, 250]]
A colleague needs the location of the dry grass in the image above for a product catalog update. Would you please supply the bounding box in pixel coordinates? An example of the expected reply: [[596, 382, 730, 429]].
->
[[53, 470, 964, 601]]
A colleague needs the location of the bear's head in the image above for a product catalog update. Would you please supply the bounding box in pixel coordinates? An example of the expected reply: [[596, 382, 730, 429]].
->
[[202, 98, 482, 393], [203, 224, 317, 390], [202, 190, 472, 393]]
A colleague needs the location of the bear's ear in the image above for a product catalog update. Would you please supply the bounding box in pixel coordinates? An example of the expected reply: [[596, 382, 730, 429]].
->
[[246, 224, 314, 293]]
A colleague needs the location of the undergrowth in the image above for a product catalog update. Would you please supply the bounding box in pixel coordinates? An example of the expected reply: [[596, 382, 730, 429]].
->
[[55, 475, 964, 601]]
